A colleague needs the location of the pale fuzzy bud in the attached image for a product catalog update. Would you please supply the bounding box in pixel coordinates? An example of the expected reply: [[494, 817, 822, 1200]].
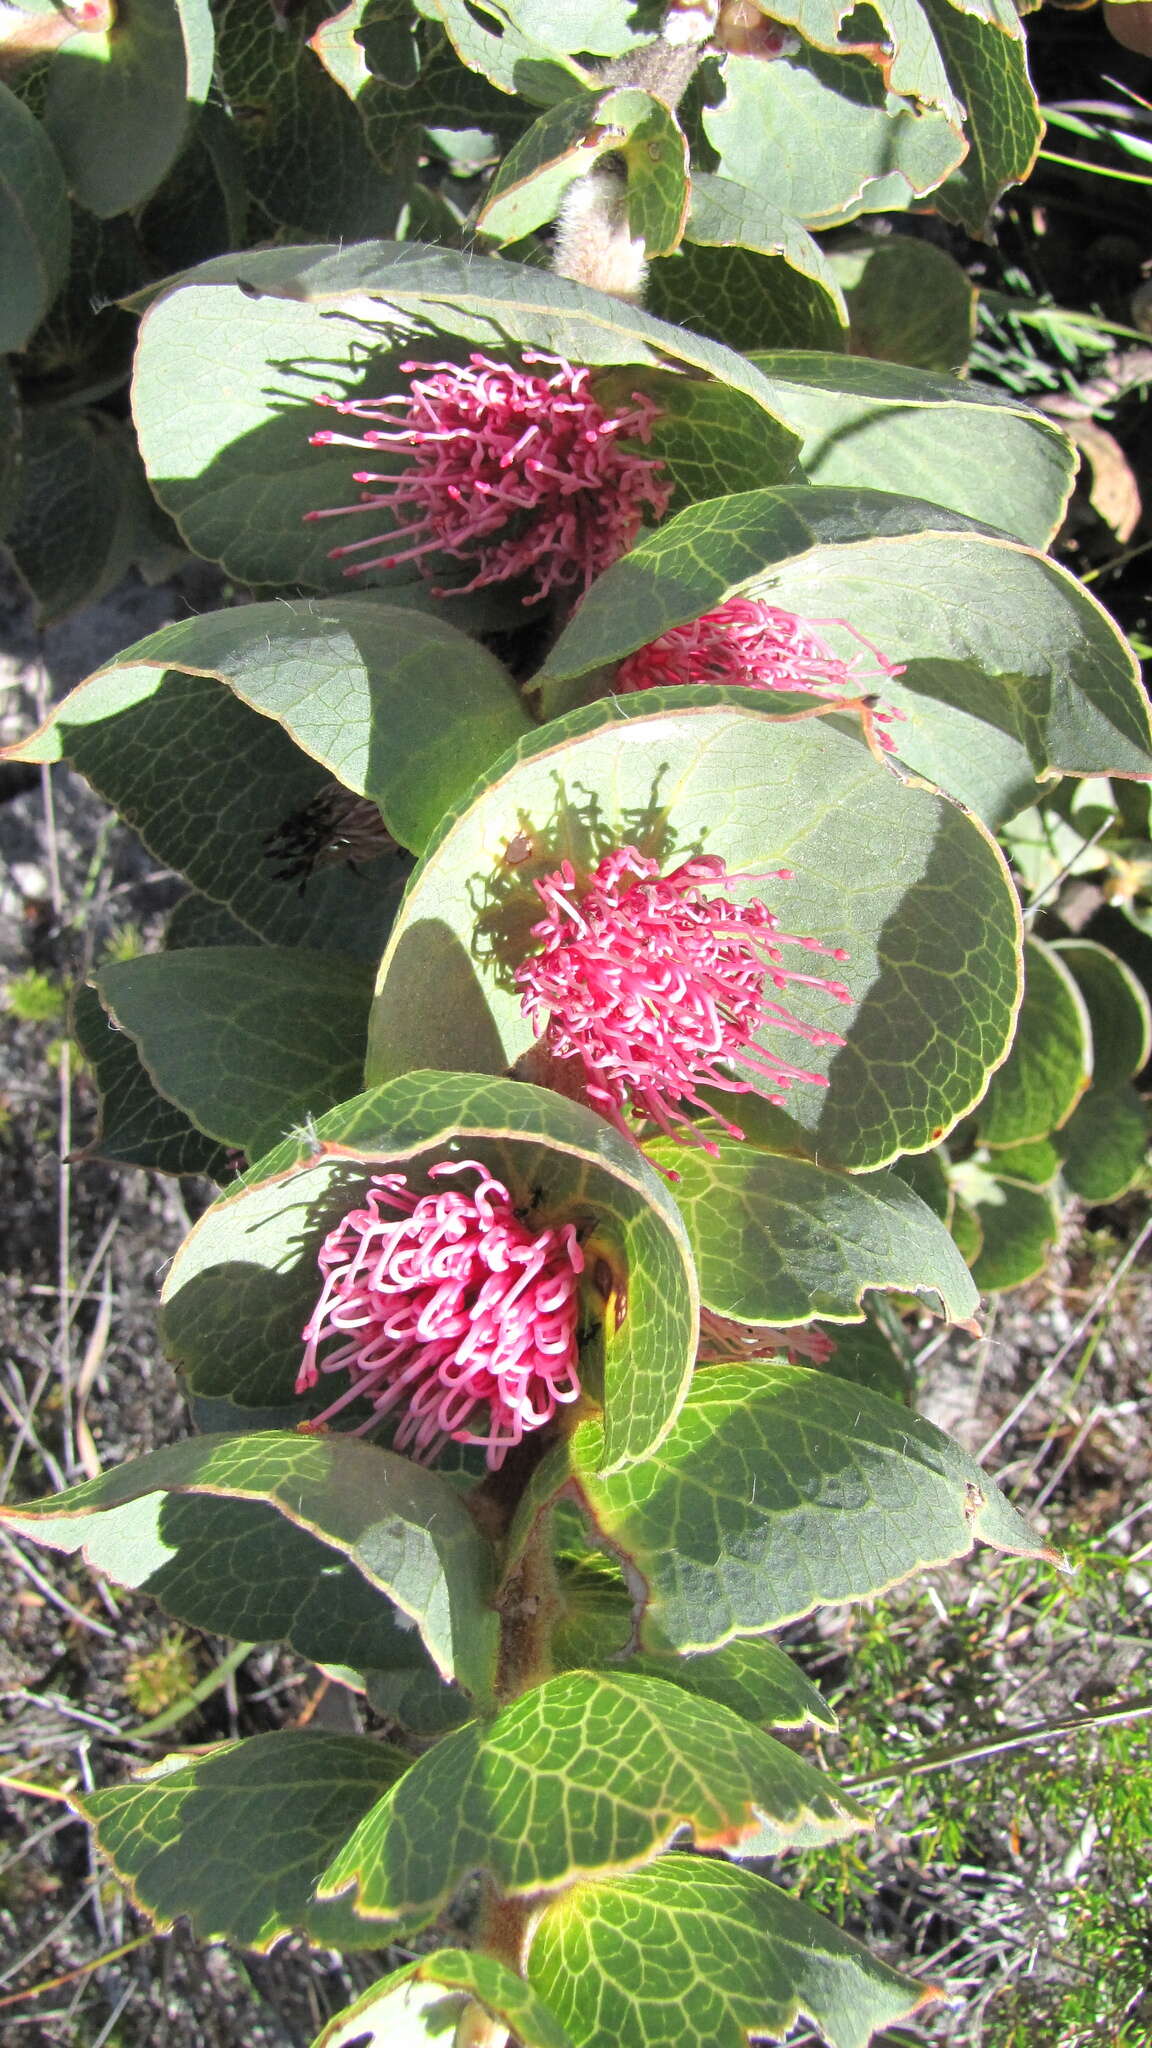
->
[[552, 163, 649, 305]]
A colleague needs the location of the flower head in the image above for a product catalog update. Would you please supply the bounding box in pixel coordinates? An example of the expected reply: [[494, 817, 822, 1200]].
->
[[514, 846, 852, 1152], [305, 351, 671, 604], [613, 595, 905, 748], [296, 1160, 584, 1469]]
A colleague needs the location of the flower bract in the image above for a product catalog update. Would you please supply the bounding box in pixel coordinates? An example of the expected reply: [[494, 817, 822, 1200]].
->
[[514, 846, 852, 1153], [296, 1160, 584, 1469], [305, 350, 672, 604]]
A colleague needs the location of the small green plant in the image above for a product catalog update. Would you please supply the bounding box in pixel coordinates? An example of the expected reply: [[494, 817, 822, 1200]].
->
[[5, 969, 65, 1025], [123, 1630, 201, 1719]]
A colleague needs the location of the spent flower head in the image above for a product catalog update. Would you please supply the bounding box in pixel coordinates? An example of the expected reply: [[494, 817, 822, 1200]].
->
[[614, 595, 905, 748], [305, 350, 672, 604], [296, 1160, 583, 1470], [514, 845, 852, 1153]]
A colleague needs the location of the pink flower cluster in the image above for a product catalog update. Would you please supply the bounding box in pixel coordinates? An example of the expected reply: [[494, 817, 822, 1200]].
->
[[305, 351, 672, 604], [296, 1160, 583, 1470], [514, 846, 852, 1152], [614, 595, 905, 748], [697, 1307, 837, 1366]]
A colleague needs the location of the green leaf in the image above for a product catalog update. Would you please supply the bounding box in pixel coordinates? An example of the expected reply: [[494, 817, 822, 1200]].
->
[[478, 88, 687, 256], [3, 410, 141, 624], [594, 364, 801, 510], [318, 1670, 867, 1929], [961, 1167, 1059, 1292], [165, 892, 261, 950], [553, 1562, 837, 1732], [5, 1430, 498, 1699], [1052, 939, 1152, 1088], [0, 81, 69, 352], [314, 1949, 574, 2048], [1048, 941, 1151, 1201], [42, 0, 213, 217], [976, 1134, 1060, 1186], [129, 243, 801, 588], [1055, 1083, 1148, 1205], [746, 353, 1075, 551], [978, 937, 1091, 1148], [77, 1733, 406, 1949], [5, 666, 408, 959], [476, 89, 606, 242], [214, 0, 404, 241], [705, 48, 965, 233], [38, 600, 530, 856], [71, 982, 231, 1178], [95, 947, 375, 1158], [426, 0, 593, 100], [538, 484, 1151, 826], [369, 694, 1022, 1172], [610, 89, 690, 258], [646, 172, 848, 355], [922, 0, 1043, 235], [567, 1362, 1046, 1650], [648, 1139, 978, 1325], [527, 1855, 930, 2048], [826, 235, 975, 374], [159, 1072, 696, 1471], [763, 0, 963, 119], [0, 362, 20, 540]]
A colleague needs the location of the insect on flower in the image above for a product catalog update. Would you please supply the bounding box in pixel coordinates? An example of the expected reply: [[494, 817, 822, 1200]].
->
[[514, 845, 853, 1155], [296, 1160, 584, 1470], [304, 350, 672, 604]]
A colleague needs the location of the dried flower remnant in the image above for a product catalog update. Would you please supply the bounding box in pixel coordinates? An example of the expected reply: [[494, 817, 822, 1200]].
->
[[614, 595, 905, 748], [514, 846, 852, 1153], [305, 351, 672, 604], [297, 1160, 584, 1470]]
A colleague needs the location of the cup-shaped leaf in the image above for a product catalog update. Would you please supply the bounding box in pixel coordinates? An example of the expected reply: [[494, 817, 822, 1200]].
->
[[0, 83, 70, 354], [368, 696, 1022, 1172], [538, 485, 1152, 826], [95, 947, 375, 1158], [4, 664, 407, 958], [318, 1670, 867, 1931], [130, 244, 801, 589], [159, 1072, 696, 1473]]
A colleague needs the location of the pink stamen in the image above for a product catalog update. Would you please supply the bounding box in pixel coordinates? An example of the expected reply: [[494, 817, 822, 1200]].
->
[[514, 847, 853, 1157], [614, 596, 906, 749], [296, 1162, 584, 1470], [304, 351, 672, 604]]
